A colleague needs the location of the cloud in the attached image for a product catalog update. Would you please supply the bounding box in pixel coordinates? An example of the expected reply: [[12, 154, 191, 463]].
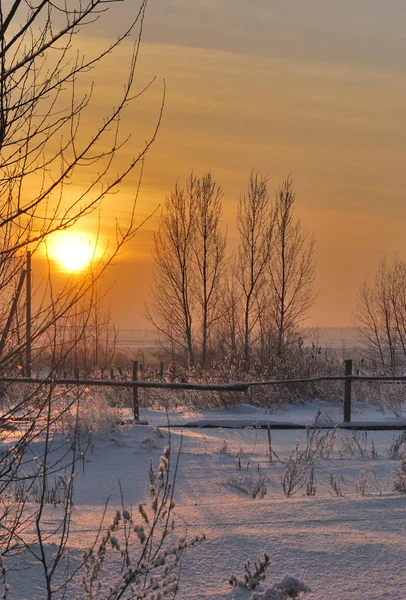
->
[[140, 0, 406, 73]]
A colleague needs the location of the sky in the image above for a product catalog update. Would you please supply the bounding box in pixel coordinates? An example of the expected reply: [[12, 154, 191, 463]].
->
[[37, 1, 406, 331]]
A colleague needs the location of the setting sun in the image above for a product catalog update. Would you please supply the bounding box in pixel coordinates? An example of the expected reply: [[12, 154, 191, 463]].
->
[[47, 231, 99, 272]]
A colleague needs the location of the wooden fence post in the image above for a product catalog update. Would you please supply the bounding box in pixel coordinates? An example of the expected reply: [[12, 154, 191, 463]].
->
[[344, 359, 352, 422], [132, 360, 139, 421], [0, 268, 26, 359], [26, 251, 32, 377], [159, 361, 164, 381]]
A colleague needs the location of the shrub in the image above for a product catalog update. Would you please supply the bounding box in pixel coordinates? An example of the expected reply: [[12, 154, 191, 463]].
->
[[355, 470, 385, 497], [230, 555, 310, 600], [281, 440, 311, 497], [227, 471, 267, 499], [340, 432, 371, 459], [393, 451, 406, 493], [306, 465, 316, 497], [230, 554, 271, 590], [387, 431, 406, 459], [251, 576, 311, 599], [328, 473, 344, 497]]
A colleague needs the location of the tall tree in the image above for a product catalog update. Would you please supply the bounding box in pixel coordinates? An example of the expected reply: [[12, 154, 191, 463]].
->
[[148, 182, 196, 366], [0, 0, 161, 374], [354, 258, 405, 374], [192, 172, 226, 368], [236, 171, 273, 371], [216, 265, 242, 365], [0, 0, 164, 586], [148, 172, 226, 368], [268, 177, 315, 356]]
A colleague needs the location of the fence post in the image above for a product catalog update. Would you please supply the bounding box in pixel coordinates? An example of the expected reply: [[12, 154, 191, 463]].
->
[[344, 359, 352, 422], [0, 269, 26, 360], [26, 250, 32, 377], [132, 360, 139, 421], [159, 361, 164, 381]]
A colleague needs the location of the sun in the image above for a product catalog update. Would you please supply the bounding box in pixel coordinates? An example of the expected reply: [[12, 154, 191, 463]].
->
[[47, 231, 99, 272]]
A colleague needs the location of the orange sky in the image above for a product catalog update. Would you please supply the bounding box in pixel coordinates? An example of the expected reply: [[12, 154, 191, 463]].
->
[[36, 1, 406, 330]]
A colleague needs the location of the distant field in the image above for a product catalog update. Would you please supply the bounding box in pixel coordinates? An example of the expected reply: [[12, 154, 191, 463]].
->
[[117, 327, 361, 350], [116, 328, 159, 349], [318, 327, 361, 349]]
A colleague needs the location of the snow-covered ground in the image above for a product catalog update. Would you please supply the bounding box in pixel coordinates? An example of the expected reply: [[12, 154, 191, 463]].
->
[[4, 400, 406, 599]]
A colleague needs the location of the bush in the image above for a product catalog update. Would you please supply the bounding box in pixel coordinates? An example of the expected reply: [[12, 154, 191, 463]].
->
[[227, 471, 267, 499], [393, 451, 406, 493], [251, 576, 311, 600], [281, 440, 312, 497], [230, 554, 310, 600]]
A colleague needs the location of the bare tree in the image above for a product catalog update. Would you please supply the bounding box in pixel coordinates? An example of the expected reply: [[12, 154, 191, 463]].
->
[[236, 171, 273, 371], [191, 172, 226, 368], [0, 0, 159, 251], [390, 260, 406, 361], [215, 264, 242, 365], [0, 0, 164, 586], [354, 258, 405, 374], [148, 181, 196, 366], [148, 172, 227, 368], [0, 0, 162, 375], [267, 177, 315, 356]]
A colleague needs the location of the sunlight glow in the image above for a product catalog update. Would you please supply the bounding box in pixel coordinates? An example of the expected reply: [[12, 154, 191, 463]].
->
[[47, 231, 100, 272]]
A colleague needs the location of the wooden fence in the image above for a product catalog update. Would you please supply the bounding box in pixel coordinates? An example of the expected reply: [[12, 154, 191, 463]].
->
[[2, 359, 406, 427]]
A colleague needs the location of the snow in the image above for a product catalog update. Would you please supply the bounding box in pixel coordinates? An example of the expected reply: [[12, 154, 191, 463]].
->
[[141, 400, 406, 428], [4, 400, 406, 598]]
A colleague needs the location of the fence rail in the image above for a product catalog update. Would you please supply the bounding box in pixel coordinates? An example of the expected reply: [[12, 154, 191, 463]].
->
[[2, 358, 406, 423], [4, 373, 406, 388]]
